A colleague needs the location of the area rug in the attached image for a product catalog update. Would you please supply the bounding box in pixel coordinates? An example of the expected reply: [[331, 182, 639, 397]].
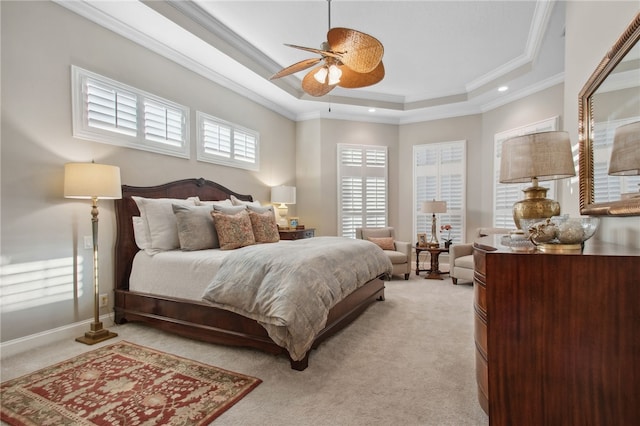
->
[[0, 341, 261, 425]]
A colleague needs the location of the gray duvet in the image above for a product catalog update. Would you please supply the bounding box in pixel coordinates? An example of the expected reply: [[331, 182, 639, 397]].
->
[[201, 236, 392, 361]]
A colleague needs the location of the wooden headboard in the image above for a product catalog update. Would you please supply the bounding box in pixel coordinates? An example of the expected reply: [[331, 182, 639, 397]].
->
[[114, 178, 254, 291]]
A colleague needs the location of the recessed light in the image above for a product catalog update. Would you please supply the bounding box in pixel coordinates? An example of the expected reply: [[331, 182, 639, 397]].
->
[[368, 108, 376, 113], [498, 86, 509, 92]]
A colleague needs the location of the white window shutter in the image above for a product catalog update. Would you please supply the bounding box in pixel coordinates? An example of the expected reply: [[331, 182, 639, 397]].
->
[[338, 144, 388, 238]]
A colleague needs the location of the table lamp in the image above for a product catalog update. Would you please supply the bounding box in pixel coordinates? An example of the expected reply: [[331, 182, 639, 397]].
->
[[421, 200, 447, 247], [271, 185, 296, 228], [499, 131, 575, 228], [64, 162, 122, 345], [609, 121, 640, 176]]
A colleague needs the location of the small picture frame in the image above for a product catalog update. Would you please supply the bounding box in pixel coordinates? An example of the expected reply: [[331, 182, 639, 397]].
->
[[417, 233, 427, 247], [288, 217, 299, 229]]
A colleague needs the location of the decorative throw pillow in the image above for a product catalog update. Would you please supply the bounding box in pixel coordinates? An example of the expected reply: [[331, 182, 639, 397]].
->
[[213, 205, 247, 215], [211, 209, 256, 250], [368, 237, 395, 251], [247, 204, 277, 220], [172, 204, 219, 250], [249, 210, 280, 243], [230, 194, 261, 207]]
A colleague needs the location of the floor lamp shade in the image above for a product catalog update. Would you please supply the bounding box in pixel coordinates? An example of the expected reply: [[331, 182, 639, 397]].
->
[[609, 121, 640, 176], [64, 163, 122, 199], [499, 131, 576, 228], [64, 162, 121, 345]]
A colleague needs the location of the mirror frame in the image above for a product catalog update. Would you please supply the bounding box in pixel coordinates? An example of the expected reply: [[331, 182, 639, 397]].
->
[[579, 12, 640, 216]]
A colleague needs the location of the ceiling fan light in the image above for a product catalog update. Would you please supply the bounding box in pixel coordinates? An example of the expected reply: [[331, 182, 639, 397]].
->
[[328, 64, 342, 85], [314, 67, 328, 84]]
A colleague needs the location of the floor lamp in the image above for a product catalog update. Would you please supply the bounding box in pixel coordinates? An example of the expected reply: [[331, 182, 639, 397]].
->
[[64, 162, 122, 345]]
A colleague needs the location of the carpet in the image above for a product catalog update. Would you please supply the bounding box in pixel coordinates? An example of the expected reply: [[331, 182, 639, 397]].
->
[[0, 341, 261, 426]]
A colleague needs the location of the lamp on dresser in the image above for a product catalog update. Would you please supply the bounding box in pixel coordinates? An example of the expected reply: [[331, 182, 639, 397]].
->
[[609, 121, 640, 198], [64, 162, 122, 345], [271, 185, 296, 228], [421, 200, 447, 247], [499, 131, 575, 228]]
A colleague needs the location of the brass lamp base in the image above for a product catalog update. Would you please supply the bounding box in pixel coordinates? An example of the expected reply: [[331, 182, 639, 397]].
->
[[513, 185, 560, 229], [76, 322, 117, 345], [536, 243, 582, 254]]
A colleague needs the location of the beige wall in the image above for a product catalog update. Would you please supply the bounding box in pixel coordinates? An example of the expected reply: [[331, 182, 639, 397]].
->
[[564, 1, 640, 246], [297, 119, 399, 236], [1, 1, 296, 341]]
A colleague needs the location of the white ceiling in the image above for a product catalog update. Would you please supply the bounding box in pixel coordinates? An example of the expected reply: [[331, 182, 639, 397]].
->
[[57, 0, 566, 124]]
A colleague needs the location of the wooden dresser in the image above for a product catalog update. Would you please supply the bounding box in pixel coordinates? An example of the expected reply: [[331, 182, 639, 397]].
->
[[473, 235, 640, 425], [278, 228, 315, 240]]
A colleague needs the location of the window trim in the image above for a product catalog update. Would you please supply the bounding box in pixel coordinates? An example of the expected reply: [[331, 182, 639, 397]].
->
[[196, 111, 260, 172], [71, 65, 190, 159]]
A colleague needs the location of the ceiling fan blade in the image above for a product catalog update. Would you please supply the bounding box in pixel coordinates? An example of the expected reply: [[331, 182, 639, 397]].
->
[[337, 61, 385, 89], [270, 57, 322, 80], [327, 28, 384, 74], [284, 44, 340, 59], [302, 67, 337, 97]]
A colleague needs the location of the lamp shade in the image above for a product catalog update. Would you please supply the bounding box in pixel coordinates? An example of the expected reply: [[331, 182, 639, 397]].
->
[[421, 200, 447, 214], [499, 131, 576, 183], [64, 163, 122, 199], [271, 185, 296, 205], [608, 121, 640, 176]]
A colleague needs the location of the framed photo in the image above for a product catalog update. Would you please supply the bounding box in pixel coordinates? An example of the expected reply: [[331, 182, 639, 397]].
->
[[288, 217, 299, 229], [417, 233, 427, 247]]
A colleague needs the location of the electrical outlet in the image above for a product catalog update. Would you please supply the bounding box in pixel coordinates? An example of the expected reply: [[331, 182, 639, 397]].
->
[[99, 293, 108, 308], [84, 236, 93, 250]]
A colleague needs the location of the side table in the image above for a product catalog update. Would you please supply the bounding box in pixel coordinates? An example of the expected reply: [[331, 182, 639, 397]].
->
[[415, 245, 449, 280], [279, 228, 315, 240]]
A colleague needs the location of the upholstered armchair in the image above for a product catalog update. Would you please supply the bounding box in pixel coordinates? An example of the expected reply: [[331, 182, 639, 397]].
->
[[449, 227, 511, 284], [356, 227, 411, 280]]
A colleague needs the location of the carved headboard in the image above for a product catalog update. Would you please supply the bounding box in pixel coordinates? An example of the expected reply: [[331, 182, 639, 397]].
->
[[113, 178, 253, 291]]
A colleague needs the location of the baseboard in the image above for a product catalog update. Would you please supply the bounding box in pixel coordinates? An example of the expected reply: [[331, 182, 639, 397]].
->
[[0, 314, 116, 359]]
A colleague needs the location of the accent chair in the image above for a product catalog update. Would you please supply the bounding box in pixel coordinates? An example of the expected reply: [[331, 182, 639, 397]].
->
[[356, 227, 411, 280], [449, 227, 512, 284]]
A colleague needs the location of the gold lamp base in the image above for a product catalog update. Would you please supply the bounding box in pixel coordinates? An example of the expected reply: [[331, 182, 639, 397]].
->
[[536, 243, 582, 254], [513, 185, 560, 229], [76, 322, 117, 345]]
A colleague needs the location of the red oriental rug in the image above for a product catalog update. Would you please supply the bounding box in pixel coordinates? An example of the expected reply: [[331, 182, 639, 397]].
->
[[0, 341, 261, 425]]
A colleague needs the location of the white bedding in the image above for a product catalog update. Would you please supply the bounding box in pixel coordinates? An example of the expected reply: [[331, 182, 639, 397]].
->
[[129, 248, 230, 301]]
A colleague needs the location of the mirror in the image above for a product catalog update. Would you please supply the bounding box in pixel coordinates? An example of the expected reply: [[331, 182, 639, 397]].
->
[[579, 12, 640, 216]]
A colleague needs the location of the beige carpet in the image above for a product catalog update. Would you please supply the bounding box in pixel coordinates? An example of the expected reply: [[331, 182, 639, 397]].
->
[[1, 270, 488, 426]]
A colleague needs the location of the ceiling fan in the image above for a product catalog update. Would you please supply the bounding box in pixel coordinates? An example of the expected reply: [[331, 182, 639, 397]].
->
[[269, 0, 385, 97]]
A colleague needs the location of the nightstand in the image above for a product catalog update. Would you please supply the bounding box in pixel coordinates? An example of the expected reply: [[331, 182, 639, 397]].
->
[[278, 228, 315, 240]]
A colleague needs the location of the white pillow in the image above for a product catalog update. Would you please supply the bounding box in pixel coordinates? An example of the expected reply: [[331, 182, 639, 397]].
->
[[132, 196, 197, 251], [196, 198, 233, 207], [230, 194, 261, 207], [132, 216, 150, 250]]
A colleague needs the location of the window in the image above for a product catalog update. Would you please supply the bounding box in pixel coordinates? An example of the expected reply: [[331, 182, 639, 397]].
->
[[71, 66, 189, 158], [197, 112, 259, 171], [593, 117, 640, 203], [493, 117, 558, 228], [413, 141, 466, 245], [337, 144, 388, 238]]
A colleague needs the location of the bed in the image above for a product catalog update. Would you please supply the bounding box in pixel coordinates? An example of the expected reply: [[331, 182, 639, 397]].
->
[[114, 178, 390, 370]]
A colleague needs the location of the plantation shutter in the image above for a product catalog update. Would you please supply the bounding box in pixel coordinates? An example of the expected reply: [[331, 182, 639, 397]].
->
[[413, 141, 466, 244], [85, 78, 137, 136], [197, 112, 259, 171], [338, 144, 388, 238], [143, 100, 185, 147]]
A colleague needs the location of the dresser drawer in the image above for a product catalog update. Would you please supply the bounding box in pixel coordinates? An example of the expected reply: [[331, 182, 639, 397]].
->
[[474, 313, 488, 359], [474, 279, 487, 315]]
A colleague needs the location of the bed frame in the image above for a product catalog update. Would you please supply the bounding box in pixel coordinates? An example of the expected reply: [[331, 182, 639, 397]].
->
[[113, 178, 385, 370]]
